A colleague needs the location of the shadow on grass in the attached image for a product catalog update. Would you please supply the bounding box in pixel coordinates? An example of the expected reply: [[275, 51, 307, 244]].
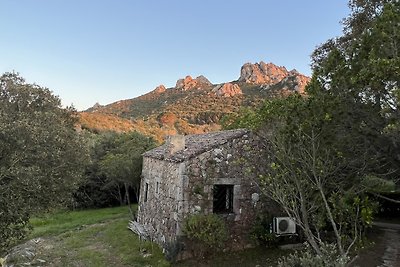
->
[[173, 246, 291, 267]]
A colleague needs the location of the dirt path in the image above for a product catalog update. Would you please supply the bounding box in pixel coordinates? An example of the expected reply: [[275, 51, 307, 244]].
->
[[353, 222, 400, 267], [379, 228, 400, 267]]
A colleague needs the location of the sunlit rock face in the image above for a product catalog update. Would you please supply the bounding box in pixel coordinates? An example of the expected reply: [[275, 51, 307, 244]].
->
[[239, 61, 310, 93], [212, 83, 242, 97], [239, 61, 289, 84], [175, 75, 212, 91], [153, 84, 166, 94]]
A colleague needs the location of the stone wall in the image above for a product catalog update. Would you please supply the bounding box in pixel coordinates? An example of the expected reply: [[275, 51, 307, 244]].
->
[[183, 132, 277, 249], [138, 157, 187, 245]]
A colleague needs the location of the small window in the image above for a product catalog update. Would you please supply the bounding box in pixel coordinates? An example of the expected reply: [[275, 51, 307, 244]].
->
[[156, 182, 159, 194], [213, 185, 234, 213], [144, 183, 149, 202]]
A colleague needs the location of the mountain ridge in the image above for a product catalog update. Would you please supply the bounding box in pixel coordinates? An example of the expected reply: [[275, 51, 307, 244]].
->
[[80, 61, 310, 141]]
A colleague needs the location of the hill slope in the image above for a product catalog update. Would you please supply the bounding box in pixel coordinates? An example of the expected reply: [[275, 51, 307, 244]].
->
[[79, 61, 310, 141]]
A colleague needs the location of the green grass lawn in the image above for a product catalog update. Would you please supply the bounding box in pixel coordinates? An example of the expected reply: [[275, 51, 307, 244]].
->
[[27, 206, 170, 267], [24, 206, 290, 267], [29, 206, 130, 238]]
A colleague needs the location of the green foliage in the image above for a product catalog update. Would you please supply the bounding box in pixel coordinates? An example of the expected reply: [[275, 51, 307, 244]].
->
[[362, 175, 396, 193], [98, 131, 156, 210], [277, 242, 350, 267], [226, 1, 400, 258], [0, 72, 88, 251], [183, 214, 227, 250], [99, 131, 156, 188], [73, 132, 122, 208], [74, 131, 156, 209], [250, 214, 278, 247], [330, 193, 378, 228], [310, 1, 400, 180]]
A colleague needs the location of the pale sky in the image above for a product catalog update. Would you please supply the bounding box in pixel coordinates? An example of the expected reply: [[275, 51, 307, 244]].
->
[[0, 0, 350, 110]]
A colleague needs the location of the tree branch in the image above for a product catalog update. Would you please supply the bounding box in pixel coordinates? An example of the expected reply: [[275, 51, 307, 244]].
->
[[370, 191, 400, 204]]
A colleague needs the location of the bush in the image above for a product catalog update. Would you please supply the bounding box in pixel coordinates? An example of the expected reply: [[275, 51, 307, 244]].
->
[[183, 214, 227, 253], [277, 242, 350, 267], [250, 213, 278, 247]]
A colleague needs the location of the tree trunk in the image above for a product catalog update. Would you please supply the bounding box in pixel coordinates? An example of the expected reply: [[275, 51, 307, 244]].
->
[[117, 184, 123, 206], [124, 183, 135, 219], [318, 186, 345, 256], [134, 186, 140, 203], [299, 189, 321, 255]]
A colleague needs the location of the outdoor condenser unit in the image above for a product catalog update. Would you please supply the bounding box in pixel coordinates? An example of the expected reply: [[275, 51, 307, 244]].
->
[[273, 217, 296, 235]]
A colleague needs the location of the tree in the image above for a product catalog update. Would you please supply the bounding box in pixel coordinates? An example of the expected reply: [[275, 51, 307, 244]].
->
[[229, 94, 375, 260], [0, 72, 88, 251], [73, 131, 123, 208], [74, 131, 156, 210], [224, 1, 399, 260], [260, 127, 374, 257], [310, 0, 400, 185], [99, 131, 156, 217]]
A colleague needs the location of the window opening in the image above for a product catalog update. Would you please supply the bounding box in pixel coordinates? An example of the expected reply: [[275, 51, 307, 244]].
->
[[213, 185, 234, 213], [144, 183, 149, 202]]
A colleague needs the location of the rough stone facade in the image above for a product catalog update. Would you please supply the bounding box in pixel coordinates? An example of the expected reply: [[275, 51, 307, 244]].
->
[[137, 129, 277, 252]]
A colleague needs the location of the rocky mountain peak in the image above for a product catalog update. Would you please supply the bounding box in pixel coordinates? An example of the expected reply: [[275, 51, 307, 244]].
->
[[153, 84, 166, 94], [281, 74, 310, 94], [212, 83, 242, 97], [85, 102, 103, 112], [175, 75, 212, 91], [239, 61, 289, 85], [195, 75, 212, 86], [262, 73, 310, 94]]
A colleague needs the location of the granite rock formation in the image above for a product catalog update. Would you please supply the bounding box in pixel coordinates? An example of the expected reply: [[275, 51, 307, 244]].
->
[[212, 83, 242, 97], [175, 75, 212, 91], [153, 84, 166, 94], [239, 61, 289, 84]]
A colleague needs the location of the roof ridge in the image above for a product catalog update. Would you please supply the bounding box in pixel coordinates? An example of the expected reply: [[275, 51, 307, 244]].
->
[[143, 129, 249, 163]]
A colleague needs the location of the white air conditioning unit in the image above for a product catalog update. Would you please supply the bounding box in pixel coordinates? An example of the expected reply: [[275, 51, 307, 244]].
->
[[273, 217, 296, 235]]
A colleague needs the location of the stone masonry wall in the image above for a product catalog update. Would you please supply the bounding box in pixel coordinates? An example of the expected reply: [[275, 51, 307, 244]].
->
[[183, 132, 278, 249], [138, 157, 187, 245]]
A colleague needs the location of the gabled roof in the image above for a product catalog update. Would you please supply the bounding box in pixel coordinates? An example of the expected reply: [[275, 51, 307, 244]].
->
[[143, 129, 249, 163]]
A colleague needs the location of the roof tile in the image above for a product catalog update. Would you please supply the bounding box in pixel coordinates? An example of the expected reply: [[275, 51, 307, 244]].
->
[[143, 129, 249, 163]]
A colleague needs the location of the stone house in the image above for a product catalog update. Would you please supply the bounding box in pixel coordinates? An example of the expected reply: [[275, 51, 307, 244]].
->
[[137, 129, 275, 252]]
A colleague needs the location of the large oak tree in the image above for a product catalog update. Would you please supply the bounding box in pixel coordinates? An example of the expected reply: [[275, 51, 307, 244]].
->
[[0, 73, 88, 251]]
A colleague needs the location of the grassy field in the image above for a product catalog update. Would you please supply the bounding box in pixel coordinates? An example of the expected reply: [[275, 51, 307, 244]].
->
[[27, 206, 169, 267], [18, 206, 290, 267]]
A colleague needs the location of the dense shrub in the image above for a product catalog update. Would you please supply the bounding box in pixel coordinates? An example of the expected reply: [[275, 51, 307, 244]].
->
[[277, 243, 350, 267], [183, 213, 227, 255], [250, 214, 278, 247]]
